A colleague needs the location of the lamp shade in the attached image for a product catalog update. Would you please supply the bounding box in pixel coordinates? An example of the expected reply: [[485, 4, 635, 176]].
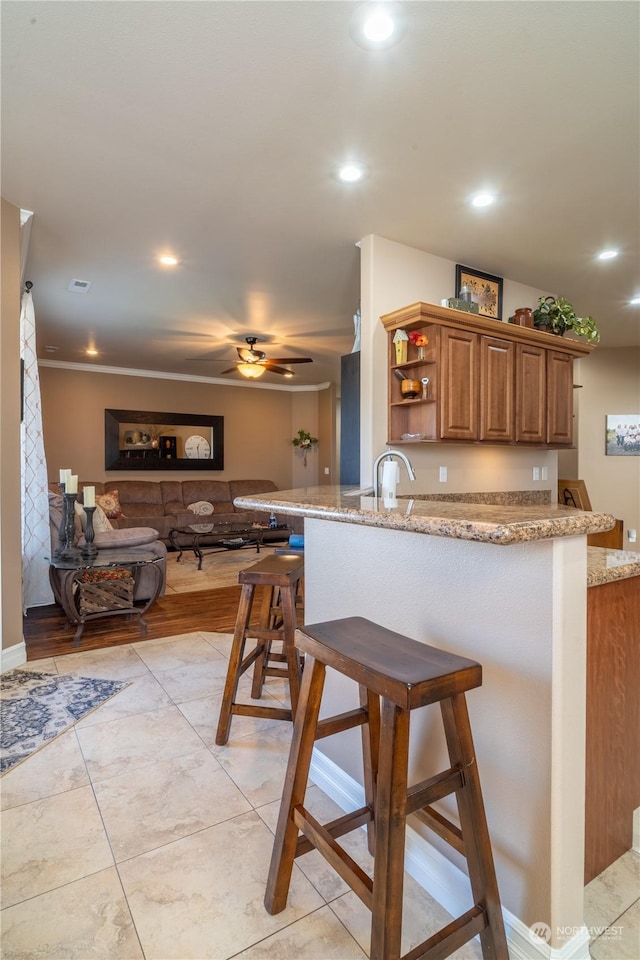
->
[[237, 362, 266, 379]]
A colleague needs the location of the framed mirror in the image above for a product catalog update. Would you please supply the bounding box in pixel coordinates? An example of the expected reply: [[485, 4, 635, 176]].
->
[[105, 409, 224, 471]]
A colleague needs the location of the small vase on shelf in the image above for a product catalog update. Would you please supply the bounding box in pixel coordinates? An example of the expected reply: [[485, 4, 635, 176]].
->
[[417, 346, 427, 361]]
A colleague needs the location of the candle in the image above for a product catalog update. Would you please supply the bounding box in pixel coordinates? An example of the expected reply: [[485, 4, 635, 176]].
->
[[59, 468, 71, 484], [83, 485, 95, 507], [66, 474, 78, 494]]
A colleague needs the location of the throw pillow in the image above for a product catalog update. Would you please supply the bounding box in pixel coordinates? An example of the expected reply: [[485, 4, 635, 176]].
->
[[74, 501, 113, 533], [96, 490, 124, 519], [187, 501, 214, 516], [186, 501, 215, 532]]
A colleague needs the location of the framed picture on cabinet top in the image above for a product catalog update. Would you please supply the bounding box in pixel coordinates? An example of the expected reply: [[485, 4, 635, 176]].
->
[[455, 264, 503, 321]]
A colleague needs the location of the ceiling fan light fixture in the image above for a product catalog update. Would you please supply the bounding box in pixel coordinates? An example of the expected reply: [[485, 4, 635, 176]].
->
[[237, 362, 266, 379]]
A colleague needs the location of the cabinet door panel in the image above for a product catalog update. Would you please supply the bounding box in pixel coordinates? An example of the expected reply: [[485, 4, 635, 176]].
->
[[440, 328, 478, 440], [547, 351, 574, 445], [480, 336, 514, 442], [515, 344, 545, 443]]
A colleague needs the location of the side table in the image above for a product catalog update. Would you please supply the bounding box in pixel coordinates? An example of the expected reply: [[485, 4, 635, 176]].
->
[[49, 549, 164, 646]]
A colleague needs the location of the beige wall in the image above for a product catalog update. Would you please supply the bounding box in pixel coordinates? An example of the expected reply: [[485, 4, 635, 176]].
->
[[39, 366, 326, 490], [571, 347, 640, 539], [318, 382, 338, 484], [1, 198, 24, 653]]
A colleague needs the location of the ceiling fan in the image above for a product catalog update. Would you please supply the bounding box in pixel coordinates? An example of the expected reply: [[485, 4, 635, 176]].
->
[[193, 337, 313, 379]]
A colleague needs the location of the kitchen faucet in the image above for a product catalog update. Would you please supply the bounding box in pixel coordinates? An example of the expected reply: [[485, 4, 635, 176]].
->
[[372, 449, 416, 498]]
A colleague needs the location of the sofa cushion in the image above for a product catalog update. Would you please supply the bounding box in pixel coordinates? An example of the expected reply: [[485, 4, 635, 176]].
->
[[95, 490, 124, 520], [228, 479, 278, 499], [105, 480, 164, 506], [93, 527, 161, 549], [181, 480, 232, 506]]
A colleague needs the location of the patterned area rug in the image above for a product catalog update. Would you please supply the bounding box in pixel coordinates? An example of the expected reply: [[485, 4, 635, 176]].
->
[[0, 670, 129, 775]]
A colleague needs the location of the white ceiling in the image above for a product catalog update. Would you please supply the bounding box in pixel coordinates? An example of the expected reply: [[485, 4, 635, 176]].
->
[[2, 1, 639, 386]]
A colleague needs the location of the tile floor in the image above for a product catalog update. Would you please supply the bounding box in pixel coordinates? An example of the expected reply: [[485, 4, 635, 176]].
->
[[1, 631, 638, 960]]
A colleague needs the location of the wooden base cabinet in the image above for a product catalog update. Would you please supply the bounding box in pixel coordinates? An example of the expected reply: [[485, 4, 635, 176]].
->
[[585, 576, 640, 883], [381, 301, 593, 448]]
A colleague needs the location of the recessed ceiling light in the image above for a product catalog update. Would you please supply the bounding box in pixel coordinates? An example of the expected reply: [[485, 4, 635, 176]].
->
[[158, 255, 179, 266], [86, 348, 98, 357], [349, 3, 406, 50], [284, 371, 294, 379], [470, 192, 496, 208], [629, 296, 640, 306], [335, 162, 368, 183], [597, 249, 619, 260]]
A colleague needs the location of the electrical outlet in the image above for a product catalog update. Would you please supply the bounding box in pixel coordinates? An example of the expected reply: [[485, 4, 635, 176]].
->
[[324, 467, 330, 475], [533, 467, 540, 481], [628, 529, 637, 543], [439, 466, 447, 483]]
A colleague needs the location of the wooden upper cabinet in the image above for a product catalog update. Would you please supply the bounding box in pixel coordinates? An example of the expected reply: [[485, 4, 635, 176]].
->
[[546, 350, 574, 445], [380, 301, 593, 448], [515, 343, 546, 443], [440, 328, 478, 440], [480, 336, 515, 442]]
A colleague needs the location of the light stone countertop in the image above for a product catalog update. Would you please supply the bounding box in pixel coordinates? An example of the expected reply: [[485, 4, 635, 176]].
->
[[587, 546, 640, 587], [234, 485, 615, 546]]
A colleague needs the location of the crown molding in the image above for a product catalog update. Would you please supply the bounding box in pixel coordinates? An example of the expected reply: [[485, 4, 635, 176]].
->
[[37, 359, 332, 392]]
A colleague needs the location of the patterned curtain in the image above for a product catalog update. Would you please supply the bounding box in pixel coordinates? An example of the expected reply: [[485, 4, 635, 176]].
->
[[21, 289, 53, 608]]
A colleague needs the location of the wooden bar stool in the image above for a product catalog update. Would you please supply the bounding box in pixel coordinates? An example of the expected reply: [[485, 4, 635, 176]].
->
[[215, 553, 304, 746], [264, 616, 509, 960]]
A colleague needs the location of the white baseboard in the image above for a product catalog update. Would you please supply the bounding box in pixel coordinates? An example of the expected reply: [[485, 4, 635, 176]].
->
[[1, 641, 27, 672], [309, 748, 590, 960]]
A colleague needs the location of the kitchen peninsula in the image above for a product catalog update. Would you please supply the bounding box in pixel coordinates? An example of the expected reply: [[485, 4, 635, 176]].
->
[[235, 485, 630, 958]]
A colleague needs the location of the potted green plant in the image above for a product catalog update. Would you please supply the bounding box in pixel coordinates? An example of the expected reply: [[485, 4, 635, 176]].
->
[[532, 296, 600, 343]]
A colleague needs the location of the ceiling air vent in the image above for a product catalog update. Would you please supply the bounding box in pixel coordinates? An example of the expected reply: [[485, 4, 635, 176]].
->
[[67, 278, 92, 293]]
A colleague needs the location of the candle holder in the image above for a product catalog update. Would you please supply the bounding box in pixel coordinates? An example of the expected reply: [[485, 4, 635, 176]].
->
[[81, 506, 99, 560], [59, 492, 81, 561], [52, 482, 69, 560]]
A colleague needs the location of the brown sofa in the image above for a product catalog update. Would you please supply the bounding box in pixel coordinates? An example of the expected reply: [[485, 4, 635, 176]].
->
[[50, 479, 300, 541]]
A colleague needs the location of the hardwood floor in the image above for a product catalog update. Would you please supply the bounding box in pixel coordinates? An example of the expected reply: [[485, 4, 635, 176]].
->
[[22, 585, 262, 660]]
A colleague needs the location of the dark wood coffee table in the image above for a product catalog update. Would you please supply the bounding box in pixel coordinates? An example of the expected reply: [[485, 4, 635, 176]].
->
[[168, 523, 289, 570]]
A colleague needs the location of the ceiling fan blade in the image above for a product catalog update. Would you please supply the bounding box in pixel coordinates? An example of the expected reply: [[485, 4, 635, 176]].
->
[[219, 367, 240, 375], [260, 363, 294, 376], [265, 357, 313, 364], [185, 357, 229, 362]]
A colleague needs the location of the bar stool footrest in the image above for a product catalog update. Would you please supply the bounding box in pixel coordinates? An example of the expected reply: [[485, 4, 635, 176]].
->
[[293, 805, 373, 907], [295, 804, 374, 856], [232, 703, 293, 722], [402, 905, 486, 960]]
